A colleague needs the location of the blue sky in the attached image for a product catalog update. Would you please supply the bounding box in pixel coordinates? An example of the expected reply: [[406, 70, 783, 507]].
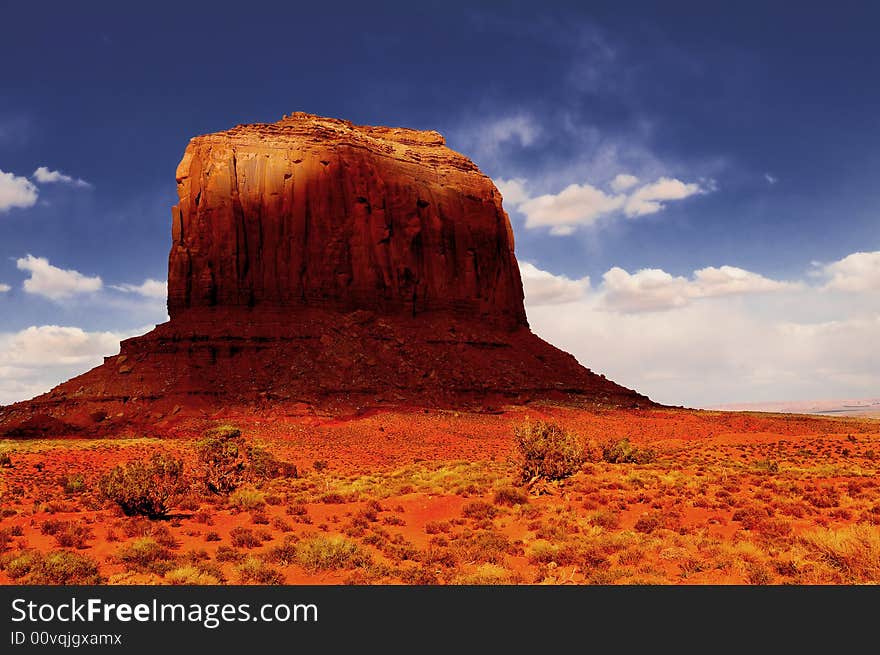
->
[[1, 1, 878, 406]]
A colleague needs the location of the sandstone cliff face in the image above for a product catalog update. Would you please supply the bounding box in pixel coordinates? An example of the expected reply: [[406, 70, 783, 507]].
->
[[0, 113, 650, 435], [168, 113, 526, 326]]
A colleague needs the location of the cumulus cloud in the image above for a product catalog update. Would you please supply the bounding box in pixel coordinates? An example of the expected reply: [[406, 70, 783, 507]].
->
[[498, 174, 707, 234], [519, 262, 798, 314], [111, 279, 167, 299], [32, 166, 91, 188], [519, 262, 590, 305], [622, 177, 704, 217], [16, 254, 103, 300], [601, 267, 692, 312], [819, 251, 880, 292], [693, 265, 801, 296], [519, 182, 625, 234], [0, 283, 9, 293], [0, 325, 145, 405], [601, 264, 800, 313], [0, 170, 39, 212], [520, 249, 880, 405]]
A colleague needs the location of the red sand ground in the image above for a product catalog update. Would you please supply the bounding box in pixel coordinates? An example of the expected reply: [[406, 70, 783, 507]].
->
[[1, 404, 879, 585]]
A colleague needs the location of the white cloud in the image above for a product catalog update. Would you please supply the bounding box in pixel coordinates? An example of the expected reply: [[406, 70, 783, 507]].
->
[[499, 174, 707, 234], [610, 173, 639, 192], [32, 166, 91, 188], [601, 267, 692, 312], [622, 177, 704, 217], [0, 283, 9, 293], [495, 178, 530, 206], [519, 262, 590, 305], [111, 279, 167, 299], [16, 254, 103, 300], [765, 173, 778, 185], [0, 169, 39, 212], [519, 182, 625, 233], [820, 251, 880, 292], [520, 249, 880, 406], [600, 264, 800, 313], [0, 325, 145, 405], [693, 265, 801, 296]]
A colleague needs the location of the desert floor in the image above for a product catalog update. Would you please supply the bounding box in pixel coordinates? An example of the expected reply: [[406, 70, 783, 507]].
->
[[1, 405, 879, 584]]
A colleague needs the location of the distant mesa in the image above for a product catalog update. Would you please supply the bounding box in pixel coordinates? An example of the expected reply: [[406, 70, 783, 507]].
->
[[0, 113, 649, 435]]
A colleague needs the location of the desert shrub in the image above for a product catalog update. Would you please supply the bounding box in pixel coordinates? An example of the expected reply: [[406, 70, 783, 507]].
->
[[732, 506, 772, 530], [230, 526, 263, 548], [294, 535, 373, 571], [40, 520, 93, 549], [229, 487, 266, 510], [451, 563, 519, 585], [0, 452, 12, 468], [0, 528, 15, 550], [205, 531, 221, 542], [462, 501, 499, 520], [601, 438, 657, 464], [62, 473, 86, 494], [754, 459, 780, 473], [2, 550, 101, 584], [198, 426, 246, 493], [634, 513, 661, 534], [319, 492, 348, 504], [450, 530, 513, 565], [117, 538, 175, 574], [801, 524, 880, 582], [100, 453, 187, 519], [514, 420, 585, 482], [271, 516, 293, 532], [425, 520, 451, 535], [164, 566, 220, 585], [589, 510, 621, 530], [264, 536, 300, 566], [237, 557, 284, 584], [245, 445, 298, 481], [215, 546, 245, 563], [198, 426, 297, 495], [493, 487, 529, 506]]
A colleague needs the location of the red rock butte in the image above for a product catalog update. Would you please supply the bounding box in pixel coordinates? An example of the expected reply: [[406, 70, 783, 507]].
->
[[0, 113, 650, 436]]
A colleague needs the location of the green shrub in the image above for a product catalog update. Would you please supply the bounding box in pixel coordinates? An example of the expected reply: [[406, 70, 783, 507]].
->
[[100, 453, 187, 518], [601, 438, 657, 464], [230, 526, 263, 548], [62, 473, 86, 494], [1, 550, 101, 584], [40, 520, 93, 549], [237, 557, 284, 584], [229, 487, 266, 510], [245, 445, 298, 481], [514, 420, 585, 482], [117, 538, 175, 574], [294, 535, 373, 572], [164, 566, 220, 585], [462, 501, 499, 520], [215, 546, 244, 563], [198, 426, 246, 493], [197, 426, 298, 494], [493, 487, 529, 506]]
